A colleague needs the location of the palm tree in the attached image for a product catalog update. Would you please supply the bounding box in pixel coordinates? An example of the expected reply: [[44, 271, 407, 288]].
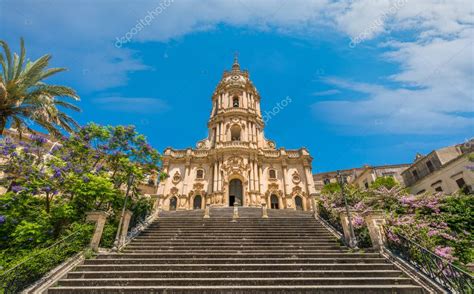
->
[[0, 38, 80, 137]]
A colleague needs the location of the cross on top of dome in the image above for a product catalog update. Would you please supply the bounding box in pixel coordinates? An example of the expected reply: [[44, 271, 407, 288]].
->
[[232, 52, 240, 70]]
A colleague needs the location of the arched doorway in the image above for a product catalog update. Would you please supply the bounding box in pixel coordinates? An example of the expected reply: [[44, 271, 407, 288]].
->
[[229, 179, 243, 206], [295, 195, 303, 210], [169, 196, 177, 211], [270, 194, 279, 209], [193, 195, 202, 210]]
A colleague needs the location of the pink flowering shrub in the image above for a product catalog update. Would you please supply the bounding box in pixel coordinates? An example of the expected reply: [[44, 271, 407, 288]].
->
[[319, 184, 473, 265]]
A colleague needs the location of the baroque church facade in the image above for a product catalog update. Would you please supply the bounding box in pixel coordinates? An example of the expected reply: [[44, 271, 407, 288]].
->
[[157, 58, 317, 211]]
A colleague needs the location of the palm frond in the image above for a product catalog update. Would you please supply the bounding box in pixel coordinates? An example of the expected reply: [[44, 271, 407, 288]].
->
[[38, 67, 67, 81], [29, 84, 79, 100], [54, 100, 81, 112], [14, 38, 26, 80], [0, 40, 13, 81], [19, 54, 51, 89], [0, 38, 81, 136], [0, 52, 8, 82]]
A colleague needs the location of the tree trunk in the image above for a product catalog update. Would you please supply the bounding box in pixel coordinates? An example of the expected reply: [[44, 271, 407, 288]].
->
[[0, 116, 7, 136], [45, 193, 50, 213]]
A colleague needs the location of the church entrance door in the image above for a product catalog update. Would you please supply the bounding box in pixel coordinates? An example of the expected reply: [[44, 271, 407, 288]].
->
[[229, 179, 243, 206]]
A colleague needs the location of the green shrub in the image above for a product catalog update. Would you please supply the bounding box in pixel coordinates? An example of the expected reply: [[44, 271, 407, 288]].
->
[[370, 176, 398, 190], [0, 222, 93, 293], [99, 221, 118, 248]]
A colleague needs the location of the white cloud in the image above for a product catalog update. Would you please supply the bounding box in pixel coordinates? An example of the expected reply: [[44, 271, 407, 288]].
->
[[1, 0, 472, 135], [312, 89, 341, 96], [93, 97, 169, 113], [313, 0, 474, 134]]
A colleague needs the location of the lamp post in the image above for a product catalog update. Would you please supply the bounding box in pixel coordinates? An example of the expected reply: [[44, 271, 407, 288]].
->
[[112, 173, 135, 252], [337, 170, 358, 249]]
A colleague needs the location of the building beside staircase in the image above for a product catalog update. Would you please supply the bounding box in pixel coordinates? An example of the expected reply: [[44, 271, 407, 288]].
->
[[313, 163, 409, 193], [402, 144, 474, 195], [313, 142, 474, 195], [157, 57, 317, 211]]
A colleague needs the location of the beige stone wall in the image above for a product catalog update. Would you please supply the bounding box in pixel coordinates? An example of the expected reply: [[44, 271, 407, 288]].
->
[[353, 165, 409, 188], [157, 59, 316, 211], [158, 152, 315, 211], [409, 154, 473, 195]]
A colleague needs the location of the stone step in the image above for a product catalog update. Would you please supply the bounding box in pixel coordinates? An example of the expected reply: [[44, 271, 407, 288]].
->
[[75, 263, 397, 271], [141, 229, 330, 233], [47, 210, 423, 293], [142, 231, 330, 235], [97, 252, 380, 259], [48, 285, 424, 294], [151, 220, 321, 224], [123, 245, 347, 251], [67, 269, 405, 279], [151, 219, 319, 223], [121, 249, 354, 254], [140, 229, 332, 234], [131, 237, 335, 246], [146, 225, 328, 228], [132, 235, 337, 240], [83, 257, 388, 265], [57, 277, 414, 287]]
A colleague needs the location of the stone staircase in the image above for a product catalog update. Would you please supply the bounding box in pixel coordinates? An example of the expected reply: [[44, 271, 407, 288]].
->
[[48, 208, 425, 293]]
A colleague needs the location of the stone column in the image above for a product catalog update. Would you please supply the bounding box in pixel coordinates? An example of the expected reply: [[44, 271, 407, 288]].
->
[[362, 210, 387, 250], [86, 211, 108, 252], [119, 210, 133, 247], [161, 165, 169, 198], [258, 165, 263, 193], [254, 161, 258, 193], [303, 165, 311, 195], [339, 211, 358, 247], [217, 160, 221, 192], [213, 161, 218, 192], [281, 164, 288, 197]]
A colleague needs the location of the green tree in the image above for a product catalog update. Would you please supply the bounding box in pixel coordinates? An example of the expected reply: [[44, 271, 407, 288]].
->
[[370, 176, 398, 190], [0, 38, 80, 136]]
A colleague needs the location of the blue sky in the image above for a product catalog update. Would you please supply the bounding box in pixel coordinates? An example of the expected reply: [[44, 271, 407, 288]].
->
[[1, 0, 473, 172]]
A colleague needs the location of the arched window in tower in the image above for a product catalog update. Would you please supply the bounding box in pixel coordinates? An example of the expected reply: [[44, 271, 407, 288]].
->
[[233, 96, 239, 107], [269, 169, 276, 179], [231, 125, 241, 141]]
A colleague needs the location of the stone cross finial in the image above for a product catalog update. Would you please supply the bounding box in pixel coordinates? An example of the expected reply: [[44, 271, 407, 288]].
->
[[232, 52, 240, 70]]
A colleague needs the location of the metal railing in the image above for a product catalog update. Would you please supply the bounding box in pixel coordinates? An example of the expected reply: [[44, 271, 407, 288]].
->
[[121, 206, 155, 249], [0, 228, 92, 294], [318, 205, 344, 234], [384, 227, 473, 293]]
